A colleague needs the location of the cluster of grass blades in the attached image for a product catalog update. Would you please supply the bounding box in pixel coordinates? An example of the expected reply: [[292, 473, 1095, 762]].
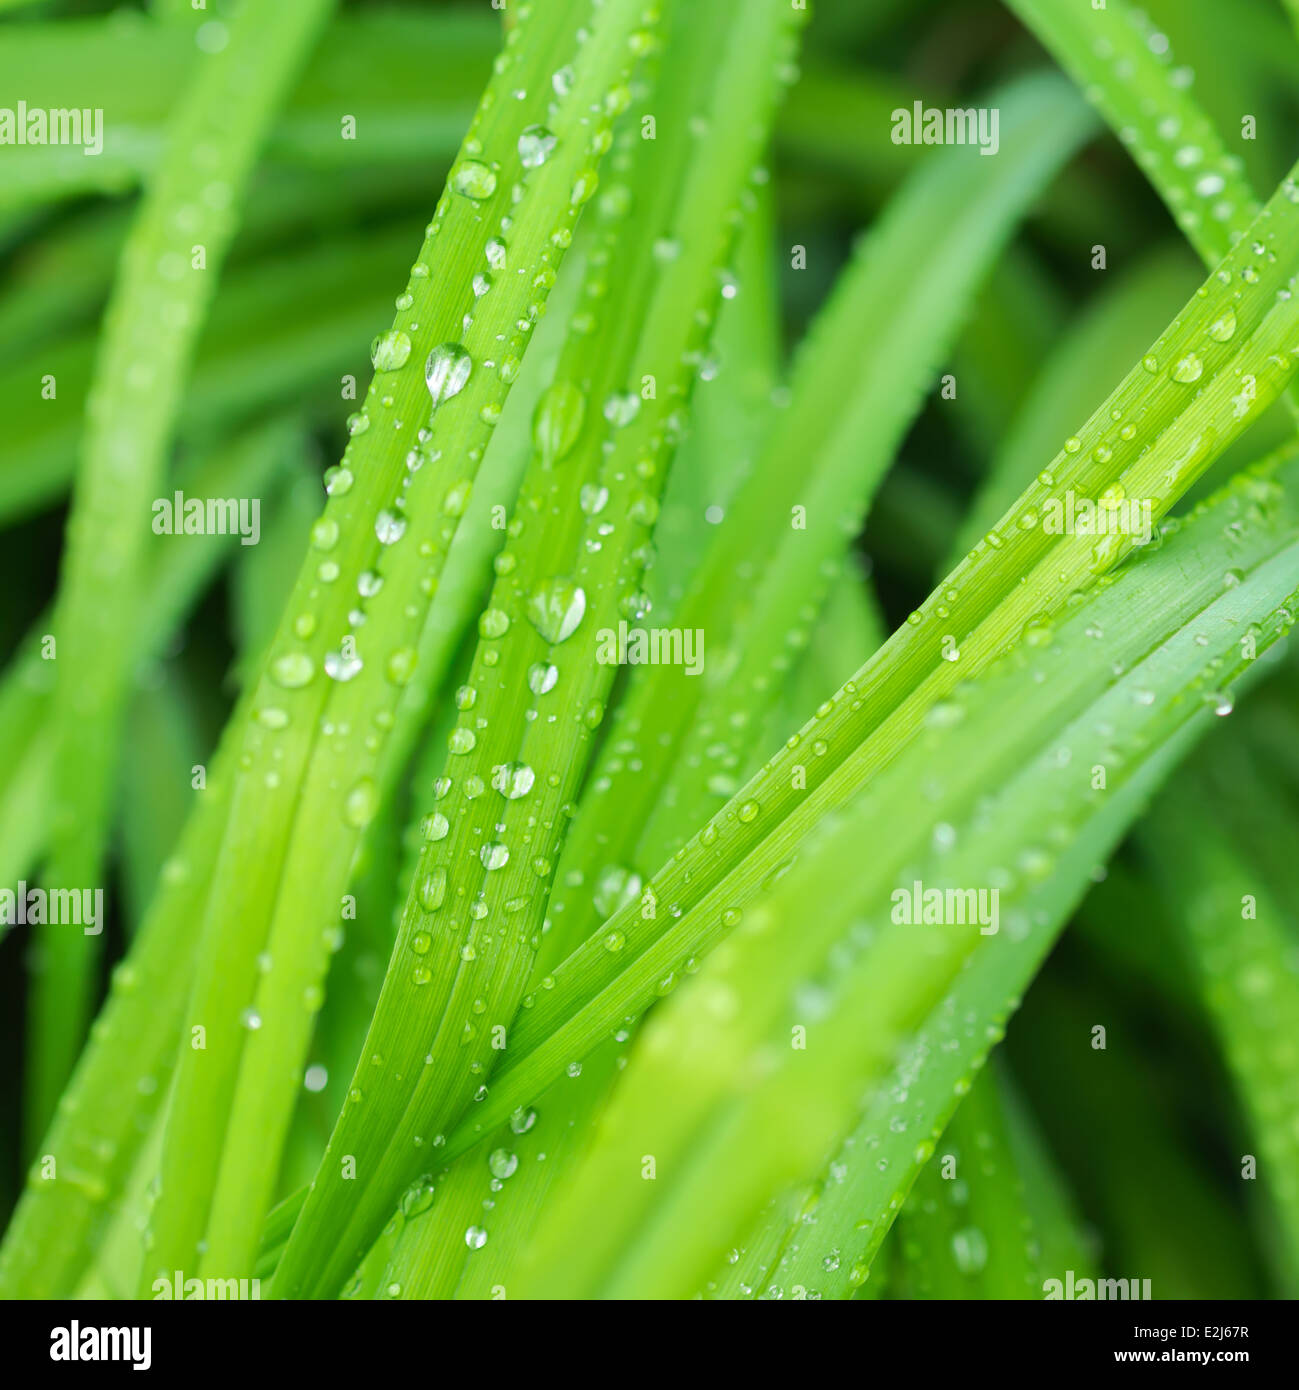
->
[[0, 0, 1297, 1316]]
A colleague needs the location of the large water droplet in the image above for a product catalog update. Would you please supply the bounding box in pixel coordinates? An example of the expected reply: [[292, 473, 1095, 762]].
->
[[526, 577, 586, 644], [425, 342, 473, 406], [532, 380, 586, 465], [450, 160, 497, 200], [517, 125, 557, 169], [371, 329, 412, 372]]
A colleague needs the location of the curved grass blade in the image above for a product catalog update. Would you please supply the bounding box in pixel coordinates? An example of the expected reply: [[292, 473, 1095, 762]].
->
[[273, 0, 808, 1301], [948, 246, 1198, 566], [509, 444, 1299, 1298], [445, 166, 1299, 1166], [143, 0, 659, 1292], [1007, 0, 1260, 266], [548, 72, 1098, 952], [1140, 748, 1299, 1291], [31, 0, 336, 1143]]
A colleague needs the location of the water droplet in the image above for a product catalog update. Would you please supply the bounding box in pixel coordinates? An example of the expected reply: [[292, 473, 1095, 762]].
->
[[465, 1225, 488, 1250], [488, 1148, 519, 1179], [271, 653, 315, 689], [1208, 307, 1237, 342], [481, 842, 509, 871], [425, 342, 473, 406], [526, 577, 586, 644], [375, 510, 406, 545], [325, 650, 363, 682], [528, 661, 559, 695], [371, 329, 412, 372], [518, 124, 557, 169], [450, 160, 497, 200], [494, 762, 535, 799], [603, 391, 640, 427], [400, 1176, 436, 1218], [532, 380, 586, 465], [418, 868, 448, 912], [1171, 352, 1203, 383], [344, 778, 377, 828]]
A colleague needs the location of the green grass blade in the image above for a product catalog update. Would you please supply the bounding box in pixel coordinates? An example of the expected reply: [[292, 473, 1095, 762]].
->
[[31, 0, 336, 1144], [143, 0, 656, 1293], [508, 443, 1299, 1297], [549, 71, 1097, 952], [273, 0, 807, 1301]]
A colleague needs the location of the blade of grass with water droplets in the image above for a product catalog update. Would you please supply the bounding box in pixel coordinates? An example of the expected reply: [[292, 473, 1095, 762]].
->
[[30, 0, 336, 1142], [143, 0, 658, 1291], [888, 1068, 1067, 1299], [1139, 746, 1299, 1291], [443, 252, 1299, 1142], [366, 174, 787, 1302], [272, 0, 808, 1300], [0, 224, 414, 526], [948, 246, 1198, 566], [1007, 0, 1259, 265], [548, 71, 1097, 952], [509, 444, 1299, 1297]]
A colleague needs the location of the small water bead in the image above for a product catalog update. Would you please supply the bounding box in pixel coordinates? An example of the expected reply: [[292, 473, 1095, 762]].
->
[[256, 706, 289, 730], [518, 124, 557, 168], [532, 380, 586, 465], [324, 466, 353, 496], [580, 483, 609, 515], [604, 391, 640, 427], [386, 647, 417, 686], [737, 800, 760, 823], [448, 727, 477, 754], [444, 479, 473, 517], [271, 652, 315, 689], [486, 237, 507, 271], [422, 812, 450, 842], [528, 661, 559, 695], [1208, 307, 1237, 342], [509, 1107, 537, 1135], [526, 577, 587, 644], [450, 159, 497, 200], [345, 411, 370, 437], [425, 342, 473, 406], [370, 329, 412, 372], [418, 868, 448, 911], [344, 778, 378, 829], [311, 517, 339, 551], [481, 842, 509, 871], [375, 510, 406, 544], [488, 1148, 519, 1180], [1171, 352, 1203, 383], [495, 762, 535, 799], [951, 1227, 989, 1275], [400, 1177, 436, 1218], [465, 1226, 488, 1250], [325, 650, 362, 682]]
